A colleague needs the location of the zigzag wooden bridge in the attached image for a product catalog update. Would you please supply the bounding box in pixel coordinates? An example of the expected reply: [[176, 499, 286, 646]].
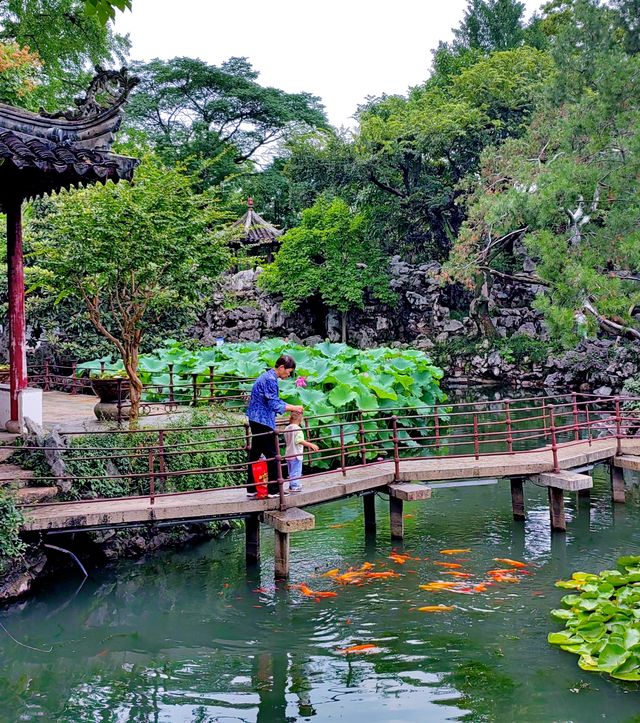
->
[[14, 393, 640, 578]]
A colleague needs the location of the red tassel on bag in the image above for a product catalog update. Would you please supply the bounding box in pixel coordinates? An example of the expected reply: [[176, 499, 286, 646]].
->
[[252, 458, 269, 499]]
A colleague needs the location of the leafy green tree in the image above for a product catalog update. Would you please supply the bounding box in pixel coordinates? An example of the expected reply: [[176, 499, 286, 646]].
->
[[454, 0, 527, 52], [28, 155, 230, 422], [0, 0, 128, 109], [260, 196, 395, 342], [445, 44, 640, 345], [125, 56, 327, 189]]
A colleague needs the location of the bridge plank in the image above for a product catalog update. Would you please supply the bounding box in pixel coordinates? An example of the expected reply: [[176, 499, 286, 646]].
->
[[388, 483, 432, 501], [264, 508, 315, 533], [614, 455, 640, 471], [535, 471, 593, 491]]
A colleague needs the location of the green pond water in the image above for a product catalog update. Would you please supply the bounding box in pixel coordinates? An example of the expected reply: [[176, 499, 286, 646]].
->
[[2, 464, 640, 722]]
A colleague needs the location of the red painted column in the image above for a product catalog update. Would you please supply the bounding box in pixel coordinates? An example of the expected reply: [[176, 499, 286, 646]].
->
[[6, 197, 27, 422]]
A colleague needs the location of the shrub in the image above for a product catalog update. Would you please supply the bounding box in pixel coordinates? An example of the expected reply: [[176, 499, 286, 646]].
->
[[0, 490, 26, 573]]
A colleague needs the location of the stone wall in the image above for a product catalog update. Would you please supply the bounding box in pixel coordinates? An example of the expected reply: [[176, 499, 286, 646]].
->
[[191, 256, 547, 350]]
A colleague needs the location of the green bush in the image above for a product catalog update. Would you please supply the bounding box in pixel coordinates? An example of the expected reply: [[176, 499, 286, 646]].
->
[[15, 410, 246, 501], [498, 334, 549, 366], [0, 490, 26, 573]]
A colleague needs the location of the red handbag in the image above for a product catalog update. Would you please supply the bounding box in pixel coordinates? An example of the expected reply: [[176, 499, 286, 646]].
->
[[252, 458, 269, 499]]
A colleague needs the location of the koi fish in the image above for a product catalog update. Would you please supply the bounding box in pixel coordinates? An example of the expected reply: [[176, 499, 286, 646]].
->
[[491, 574, 521, 584], [443, 571, 473, 578], [417, 605, 456, 612], [419, 581, 457, 591], [360, 562, 375, 571], [440, 549, 471, 555], [298, 584, 338, 598], [494, 558, 526, 568], [329, 524, 345, 529], [338, 644, 379, 654], [434, 562, 463, 569], [389, 554, 408, 565], [404, 514, 415, 519], [366, 571, 400, 580], [323, 568, 340, 578]]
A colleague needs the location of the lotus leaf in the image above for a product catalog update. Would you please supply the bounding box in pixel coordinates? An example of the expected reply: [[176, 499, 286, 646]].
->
[[549, 555, 640, 683]]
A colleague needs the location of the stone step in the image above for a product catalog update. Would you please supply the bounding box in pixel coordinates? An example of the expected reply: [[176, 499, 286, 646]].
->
[[17, 486, 58, 504], [0, 464, 35, 488]]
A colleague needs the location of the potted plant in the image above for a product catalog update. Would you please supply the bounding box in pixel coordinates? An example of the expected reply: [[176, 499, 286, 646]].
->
[[90, 371, 131, 404]]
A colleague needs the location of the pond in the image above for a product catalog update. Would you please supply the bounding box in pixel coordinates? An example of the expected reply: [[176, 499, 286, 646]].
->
[[1, 463, 640, 721]]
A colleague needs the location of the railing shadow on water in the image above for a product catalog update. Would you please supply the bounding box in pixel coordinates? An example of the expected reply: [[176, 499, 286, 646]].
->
[[7, 387, 640, 511]]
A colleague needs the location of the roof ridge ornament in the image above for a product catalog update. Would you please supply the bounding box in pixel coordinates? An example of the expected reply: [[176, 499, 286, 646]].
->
[[40, 66, 139, 121]]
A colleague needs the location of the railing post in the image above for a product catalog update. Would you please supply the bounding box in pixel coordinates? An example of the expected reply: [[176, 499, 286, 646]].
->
[[572, 392, 580, 442], [391, 415, 400, 481], [276, 435, 285, 510], [549, 404, 559, 473], [473, 414, 480, 460], [71, 361, 78, 394], [168, 363, 174, 403], [100, 360, 105, 375], [158, 429, 166, 492], [615, 395, 622, 456], [586, 403, 592, 446], [148, 446, 155, 505], [208, 365, 215, 404], [542, 398, 548, 442], [358, 410, 367, 465], [191, 373, 198, 407], [43, 359, 50, 392], [340, 422, 346, 476], [434, 403, 440, 452], [505, 399, 513, 455]]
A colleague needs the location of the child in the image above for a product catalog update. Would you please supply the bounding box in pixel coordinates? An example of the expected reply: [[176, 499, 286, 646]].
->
[[284, 411, 319, 492]]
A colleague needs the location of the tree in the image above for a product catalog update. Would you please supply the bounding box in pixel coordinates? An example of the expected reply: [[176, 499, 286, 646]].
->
[[260, 196, 395, 342], [444, 43, 640, 346], [453, 0, 527, 52], [28, 154, 230, 422], [0, 40, 41, 107], [125, 56, 327, 189], [0, 0, 128, 109]]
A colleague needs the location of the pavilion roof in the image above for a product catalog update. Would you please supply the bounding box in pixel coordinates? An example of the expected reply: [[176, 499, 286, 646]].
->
[[0, 66, 139, 212], [232, 198, 283, 245]]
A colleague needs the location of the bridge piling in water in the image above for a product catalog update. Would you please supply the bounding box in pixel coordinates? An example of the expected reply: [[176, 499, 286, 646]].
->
[[610, 465, 626, 503], [510, 477, 526, 520], [363, 493, 376, 533], [245, 513, 260, 565]]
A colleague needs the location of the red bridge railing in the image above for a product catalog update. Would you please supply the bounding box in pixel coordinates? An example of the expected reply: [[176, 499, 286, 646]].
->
[[6, 392, 639, 512]]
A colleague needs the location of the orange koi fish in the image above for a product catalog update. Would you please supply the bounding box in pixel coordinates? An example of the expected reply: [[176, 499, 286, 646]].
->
[[419, 581, 457, 591], [360, 562, 375, 571], [365, 571, 400, 580], [434, 562, 463, 569], [329, 524, 345, 529], [323, 568, 340, 578], [298, 584, 338, 598], [389, 554, 408, 565], [440, 549, 471, 555], [338, 644, 379, 654], [494, 558, 526, 568], [417, 605, 456, 613], [443, 571, 473, 578]]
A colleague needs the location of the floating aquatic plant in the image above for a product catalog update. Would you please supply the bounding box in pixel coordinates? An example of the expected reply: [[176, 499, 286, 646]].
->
[[548, 555, 640, 681]]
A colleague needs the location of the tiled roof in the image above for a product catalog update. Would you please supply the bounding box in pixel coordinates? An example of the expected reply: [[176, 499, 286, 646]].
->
[[232, 205, 283, 246], [0, 130, 138, 210]]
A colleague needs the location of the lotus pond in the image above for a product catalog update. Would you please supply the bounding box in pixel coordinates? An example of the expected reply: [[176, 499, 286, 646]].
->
[[2, 463, 640, 721]]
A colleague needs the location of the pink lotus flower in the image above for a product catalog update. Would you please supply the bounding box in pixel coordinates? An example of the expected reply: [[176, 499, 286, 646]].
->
[[295, 376, 307, 388]]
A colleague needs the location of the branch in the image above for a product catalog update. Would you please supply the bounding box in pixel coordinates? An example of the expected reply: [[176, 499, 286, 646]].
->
[[368, 172, 406, 198], [479, 266, 550, 287], [583, 298, 640, 341]]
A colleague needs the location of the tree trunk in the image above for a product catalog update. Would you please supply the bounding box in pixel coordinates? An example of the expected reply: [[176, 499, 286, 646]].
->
[[469, 272, 497, 340], [122, 340, 143, 428], [341, 310, 348, 344]]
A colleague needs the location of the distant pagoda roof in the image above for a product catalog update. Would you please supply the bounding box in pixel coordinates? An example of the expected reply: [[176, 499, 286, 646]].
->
[[232, 198, 283, 246], [0, 66, 139, 211]]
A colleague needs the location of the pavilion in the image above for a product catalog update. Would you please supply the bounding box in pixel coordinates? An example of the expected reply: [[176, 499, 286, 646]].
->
[[231, 197, 283, 263], [0, 67, 139, 431]]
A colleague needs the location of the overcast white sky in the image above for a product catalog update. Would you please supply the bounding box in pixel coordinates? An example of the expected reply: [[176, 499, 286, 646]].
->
[[116, 0, 544, 128]]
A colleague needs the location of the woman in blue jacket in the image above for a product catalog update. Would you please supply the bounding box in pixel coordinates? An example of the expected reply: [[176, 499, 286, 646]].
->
[[246, 354, 303, 497]]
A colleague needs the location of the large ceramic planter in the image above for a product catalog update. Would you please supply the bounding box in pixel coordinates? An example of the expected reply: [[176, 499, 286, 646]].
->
[[91, 378, 131, 420]]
